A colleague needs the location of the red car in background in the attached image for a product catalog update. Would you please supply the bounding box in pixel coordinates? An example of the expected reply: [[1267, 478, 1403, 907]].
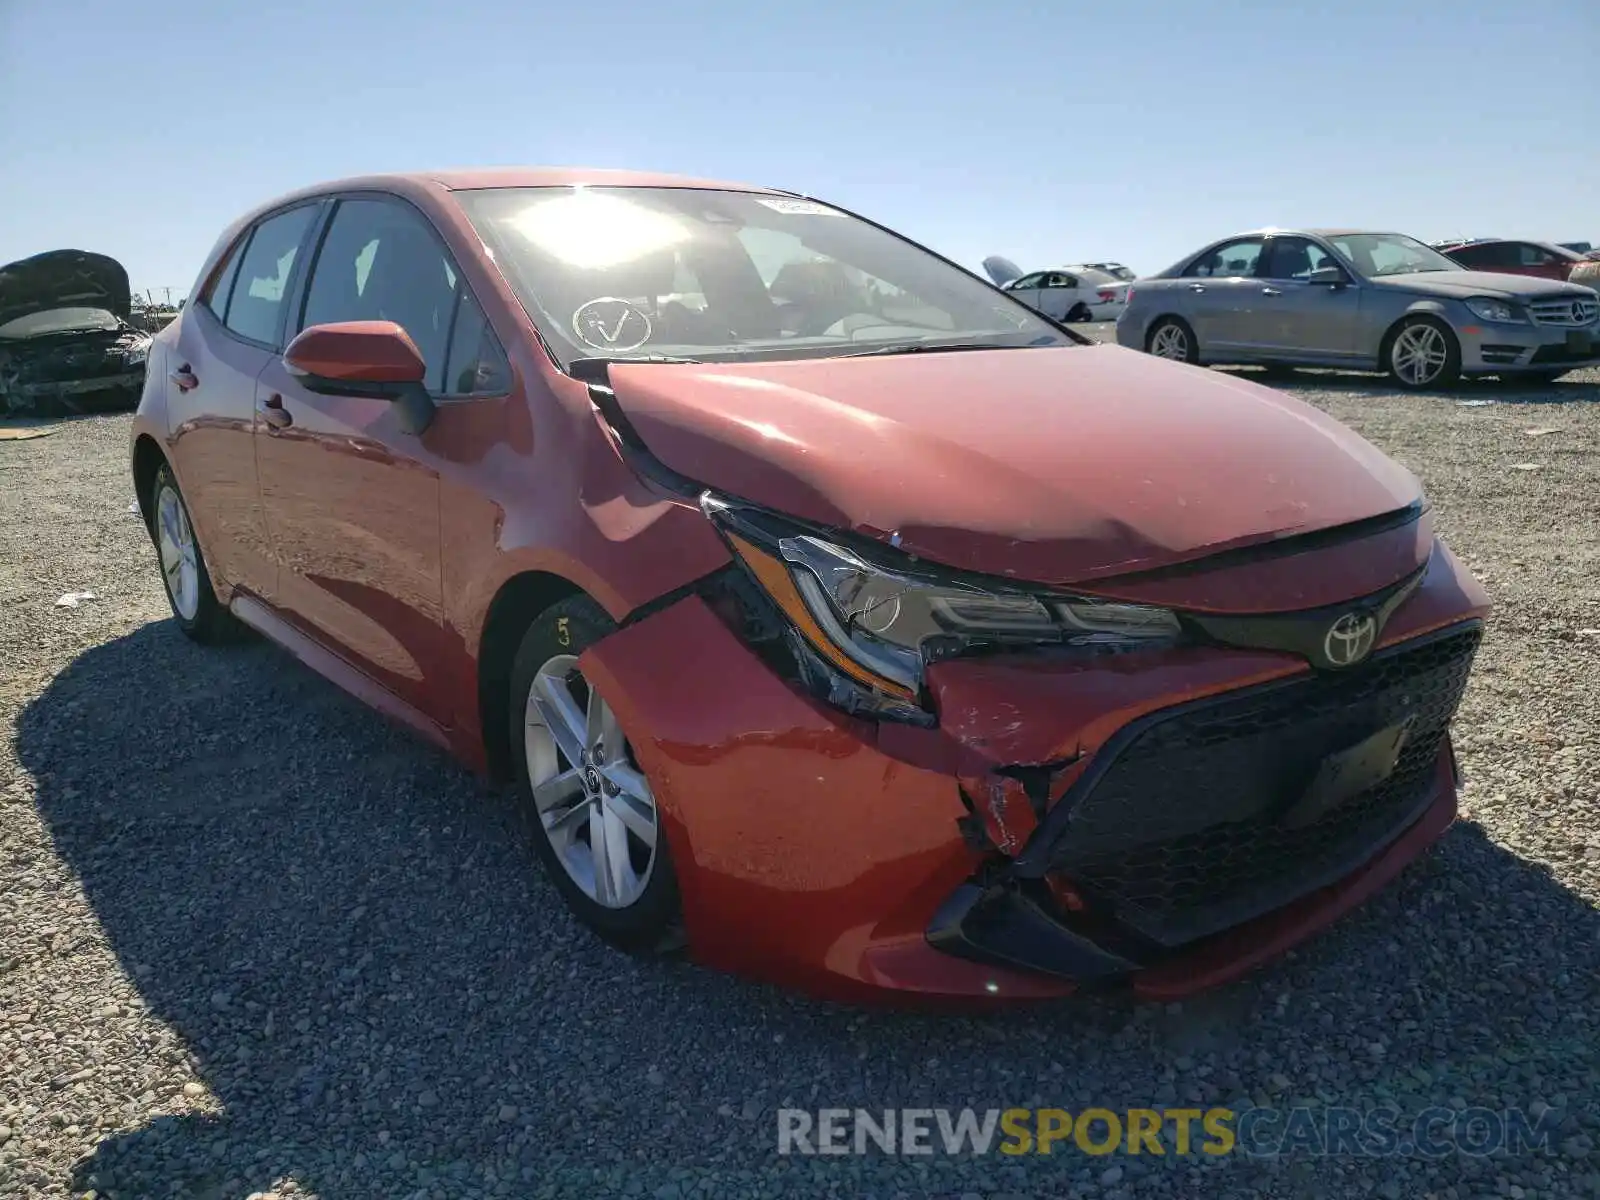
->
[[1436, 238, 1595, 282], [130, 168, 1488, 1005]]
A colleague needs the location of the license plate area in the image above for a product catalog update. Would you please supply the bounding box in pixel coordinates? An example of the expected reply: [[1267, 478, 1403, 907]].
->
[[1279, 718, 1413, 829]]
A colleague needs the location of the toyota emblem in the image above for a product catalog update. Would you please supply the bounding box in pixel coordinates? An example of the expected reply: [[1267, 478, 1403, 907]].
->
[[1323, 611, 1378, 668]]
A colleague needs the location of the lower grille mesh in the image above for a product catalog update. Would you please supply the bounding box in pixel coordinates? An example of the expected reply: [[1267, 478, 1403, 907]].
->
[[1048, 628, 1481, 947]]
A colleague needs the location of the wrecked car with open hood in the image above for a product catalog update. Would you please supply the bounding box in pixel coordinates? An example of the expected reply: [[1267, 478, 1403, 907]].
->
[[0, 249, 152, 415], [129, 170, 1488, 1004]]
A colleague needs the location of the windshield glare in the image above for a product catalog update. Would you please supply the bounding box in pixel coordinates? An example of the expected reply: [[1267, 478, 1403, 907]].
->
[[455, 186, 1066, 366], [1326, 233, 1462, 278]]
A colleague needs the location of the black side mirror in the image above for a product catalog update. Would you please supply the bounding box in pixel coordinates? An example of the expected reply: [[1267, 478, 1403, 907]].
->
[[1306, 265, 1348, 287]]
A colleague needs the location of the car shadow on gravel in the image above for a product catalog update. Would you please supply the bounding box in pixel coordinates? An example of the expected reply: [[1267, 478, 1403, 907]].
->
[[19, 622, 1600, 1198]]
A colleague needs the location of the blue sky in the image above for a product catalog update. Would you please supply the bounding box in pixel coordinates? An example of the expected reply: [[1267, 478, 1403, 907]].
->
[[2, 0, 1594, 298]]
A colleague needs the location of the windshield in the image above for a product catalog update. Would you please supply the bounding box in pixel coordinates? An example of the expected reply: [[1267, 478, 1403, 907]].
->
[[1325, 233, 1462, 278], [455, 186, 1068, 367], [0, 307, 122, 339]]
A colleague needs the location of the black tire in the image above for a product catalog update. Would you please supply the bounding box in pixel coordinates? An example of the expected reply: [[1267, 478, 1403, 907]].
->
[[1383, 316, 1461, 390], [1145, 316, 1199, 364], [1065, 302, 1092, 323], [508, 594, 683, 954], [148, 464, 237, 644]]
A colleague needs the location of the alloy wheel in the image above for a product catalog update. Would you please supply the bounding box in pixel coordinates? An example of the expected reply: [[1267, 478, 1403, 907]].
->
[[1391, 323, 1448, 386], [1151, 323, 1190, 360], [155, 483, 200, 621], [523, 655, 658, 909]]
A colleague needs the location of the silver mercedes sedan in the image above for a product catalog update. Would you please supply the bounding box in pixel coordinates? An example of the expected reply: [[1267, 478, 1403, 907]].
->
[[1116, 229, 1600, 388]]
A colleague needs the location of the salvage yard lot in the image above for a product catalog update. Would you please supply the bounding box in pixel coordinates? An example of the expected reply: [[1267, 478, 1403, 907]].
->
[[2, 358, 1598, 1199]]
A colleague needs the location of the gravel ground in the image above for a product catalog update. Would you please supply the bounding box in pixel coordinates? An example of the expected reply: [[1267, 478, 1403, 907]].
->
[[2, 355, 1598, 1200]]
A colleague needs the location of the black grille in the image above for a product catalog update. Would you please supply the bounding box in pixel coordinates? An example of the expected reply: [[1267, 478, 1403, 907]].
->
[[1047, 627, 1481, 948], [1530, 343, 1600, 365]]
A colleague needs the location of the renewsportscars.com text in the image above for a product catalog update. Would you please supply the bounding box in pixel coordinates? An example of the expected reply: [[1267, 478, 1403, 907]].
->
[[777, 1106, 1560, 1159]]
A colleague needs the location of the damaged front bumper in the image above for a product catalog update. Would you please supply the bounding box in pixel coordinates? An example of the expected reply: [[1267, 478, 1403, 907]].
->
[[578, 539, 1489, 1004], [0, 329, 150, 415], [6, 369, 145, 399]]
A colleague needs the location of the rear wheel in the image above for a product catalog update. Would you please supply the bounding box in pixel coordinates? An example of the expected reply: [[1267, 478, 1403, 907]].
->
[[1146, 317, 1199, 364], [1385, 316, 1461, 389], [1065, 302, 1092, 323], [149, 465, 236, 643], [509, 595, 683, 953]]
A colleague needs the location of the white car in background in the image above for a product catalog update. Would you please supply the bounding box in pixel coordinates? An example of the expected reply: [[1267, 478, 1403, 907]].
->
[[980, 256, 1130, 322]]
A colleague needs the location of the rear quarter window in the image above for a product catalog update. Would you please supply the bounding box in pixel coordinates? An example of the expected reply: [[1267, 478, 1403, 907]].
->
[[201, 237, 246, 322]]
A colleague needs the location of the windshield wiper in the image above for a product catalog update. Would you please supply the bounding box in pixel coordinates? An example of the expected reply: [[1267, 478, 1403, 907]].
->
[[839, 337, 1059, 359], [569, 354, 704, 383]]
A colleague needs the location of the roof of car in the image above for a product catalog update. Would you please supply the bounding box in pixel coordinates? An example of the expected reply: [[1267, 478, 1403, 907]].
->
[[349, 167, 787, 195], [1220, 228, 1419, 240], [1434, 237, 1582, 255], [235, 168, 792, 228]]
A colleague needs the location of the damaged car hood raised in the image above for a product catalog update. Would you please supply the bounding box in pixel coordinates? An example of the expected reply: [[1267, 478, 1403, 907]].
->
[[0, 249, 133, 330], [604, 343, 1423, 585]]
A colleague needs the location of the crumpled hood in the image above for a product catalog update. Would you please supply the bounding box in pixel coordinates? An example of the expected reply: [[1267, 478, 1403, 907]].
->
[[1372, 269, 1596, 300], [605, 343, 1423, 586], [0, 249, 133, 330]]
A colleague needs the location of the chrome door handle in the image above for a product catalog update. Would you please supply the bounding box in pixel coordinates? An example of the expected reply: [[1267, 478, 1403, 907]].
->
[[1189, 284, 1206, 293], [1261, 287, 1283, 296]]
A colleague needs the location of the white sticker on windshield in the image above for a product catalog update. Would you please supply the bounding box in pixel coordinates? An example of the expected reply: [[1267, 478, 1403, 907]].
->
[[753, 197, 844, 217]]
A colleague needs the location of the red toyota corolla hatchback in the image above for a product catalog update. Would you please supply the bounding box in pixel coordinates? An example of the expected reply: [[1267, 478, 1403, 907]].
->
[[131, 168, 1488, 1004]]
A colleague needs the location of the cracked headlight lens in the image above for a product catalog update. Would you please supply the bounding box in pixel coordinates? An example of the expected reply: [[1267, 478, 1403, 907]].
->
[[714, 505, 1180, 699]]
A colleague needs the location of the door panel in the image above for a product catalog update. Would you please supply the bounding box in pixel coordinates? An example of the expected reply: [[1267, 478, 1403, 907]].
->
[[166, 307, 276, 599], [253, 363, 445, 716], [163, 201, 320, 602], [1004, 275, 1043, 313], [1254, 238, 1364, 359], [1181, 239, 1266, 351], [1252, 283, 1363, 357], [252, 194, 468, 723], [1036, 272, 1084, 320]]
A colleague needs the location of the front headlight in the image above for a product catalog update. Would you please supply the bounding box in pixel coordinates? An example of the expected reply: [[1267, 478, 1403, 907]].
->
[[706, 497, 1181, 706], [123, 343, 150, 366], [1463, 297, 1525, 324]]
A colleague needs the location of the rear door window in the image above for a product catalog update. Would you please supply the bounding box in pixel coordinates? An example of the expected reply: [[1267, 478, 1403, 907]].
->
[[224, 206, 318, 346], [1186, 239, 1265, 278]]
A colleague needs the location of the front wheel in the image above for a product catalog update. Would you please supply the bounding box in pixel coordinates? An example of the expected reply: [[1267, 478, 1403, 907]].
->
[[1385, 317, 1461, 389], [509, 595, 683, 954], [1146, 317, 1199, 364]]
